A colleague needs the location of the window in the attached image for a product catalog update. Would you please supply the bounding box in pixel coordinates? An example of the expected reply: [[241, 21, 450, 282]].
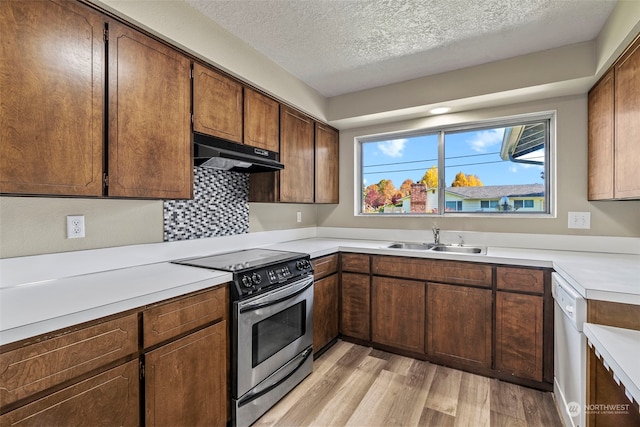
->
[[359, 114, 551, 215]]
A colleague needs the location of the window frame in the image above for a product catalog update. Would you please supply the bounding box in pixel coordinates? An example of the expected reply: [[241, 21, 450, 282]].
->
[[355, 111, 556, 218]]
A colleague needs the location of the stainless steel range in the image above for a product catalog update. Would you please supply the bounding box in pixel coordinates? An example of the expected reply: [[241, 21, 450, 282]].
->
[[174, 249, 314, 427]]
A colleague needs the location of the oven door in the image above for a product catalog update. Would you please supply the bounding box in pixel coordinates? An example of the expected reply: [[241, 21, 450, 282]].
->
[[233, 274, 314, 398]]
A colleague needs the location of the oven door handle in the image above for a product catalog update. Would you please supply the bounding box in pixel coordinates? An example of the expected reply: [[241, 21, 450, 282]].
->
[[239, 276, 313, 313], [237, 346, 313, 408]]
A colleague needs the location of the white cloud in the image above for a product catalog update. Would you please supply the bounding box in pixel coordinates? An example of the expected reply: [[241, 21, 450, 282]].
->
[[509, 165, 518, 173], [469, 129, 505, 153], [377, 139, 407, 158]]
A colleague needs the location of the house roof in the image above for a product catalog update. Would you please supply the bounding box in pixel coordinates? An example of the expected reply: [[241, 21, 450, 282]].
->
[[445, 184, 544, 200]]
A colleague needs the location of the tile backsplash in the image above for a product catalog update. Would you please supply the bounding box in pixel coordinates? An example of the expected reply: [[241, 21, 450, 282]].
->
[[163, 167, 248, 241]]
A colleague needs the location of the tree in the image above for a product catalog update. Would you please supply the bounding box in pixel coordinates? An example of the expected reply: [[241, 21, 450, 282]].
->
[[364, 184, 385, 210], [399, 179, 414, 196], [420, 166, 438, 188], [377, 179, 397, 203], [451, 172, 483, 187]]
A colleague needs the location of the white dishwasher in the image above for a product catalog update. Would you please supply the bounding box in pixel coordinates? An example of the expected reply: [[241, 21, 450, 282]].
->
[[552, 272, 587, 427]]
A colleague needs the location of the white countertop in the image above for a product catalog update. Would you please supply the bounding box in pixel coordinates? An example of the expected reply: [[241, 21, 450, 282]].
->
[[1, 229, 639, 346], [584, 323, 640, 408]]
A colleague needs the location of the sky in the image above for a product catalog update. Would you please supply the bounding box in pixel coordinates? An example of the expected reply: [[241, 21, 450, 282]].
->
[[362, 127, 545, 189]]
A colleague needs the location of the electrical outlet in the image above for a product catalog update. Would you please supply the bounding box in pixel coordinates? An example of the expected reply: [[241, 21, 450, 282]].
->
[[296, 211, 302, 223], [67, 215, 85, 238], [568, 212, 591, 229]]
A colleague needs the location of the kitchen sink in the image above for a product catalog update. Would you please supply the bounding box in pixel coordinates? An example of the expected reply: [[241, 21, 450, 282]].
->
[[387, 242, 486, 255], [431, 244, 486, 254], [387, 242, 435, 250]]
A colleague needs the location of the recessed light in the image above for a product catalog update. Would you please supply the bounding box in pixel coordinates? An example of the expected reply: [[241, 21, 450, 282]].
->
[[429, 107, 451, 115]]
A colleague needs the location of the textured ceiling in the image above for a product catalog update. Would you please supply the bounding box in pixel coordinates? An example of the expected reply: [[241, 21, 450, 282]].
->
[[185, 0, 617, 97]]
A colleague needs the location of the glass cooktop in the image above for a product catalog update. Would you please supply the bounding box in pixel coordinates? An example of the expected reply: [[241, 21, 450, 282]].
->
[[173, 248, 306, 272]]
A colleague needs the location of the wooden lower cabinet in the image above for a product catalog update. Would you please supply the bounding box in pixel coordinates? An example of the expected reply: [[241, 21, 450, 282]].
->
[[340, 272, 371, 341], [0, 360, 139, 426], [145, 320, 228, 427], [372, 277, 425, 353], [495, 292, 544, 381], [426, 283, 492, 368], [313, 274, 339, 353]]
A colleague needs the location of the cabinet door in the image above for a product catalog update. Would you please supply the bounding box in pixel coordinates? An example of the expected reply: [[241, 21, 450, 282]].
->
[[1, 360, 139, 427], [193, 63, 243, 143], [427, 283, 492, 368], [280, 106, 315, 203], [340, 273, 370, 341], [313, 274, 339, 352], [315, 123, 339, 204], [588, 69, 615, 200], [0, 0, 104, 196], [244, 88, 279, 151], [495, 292, 543, 381], [614, 37, 640, 199], [108, 21, 192, 199], [145, 321, 228, 427], [372, 277, 425, 353]]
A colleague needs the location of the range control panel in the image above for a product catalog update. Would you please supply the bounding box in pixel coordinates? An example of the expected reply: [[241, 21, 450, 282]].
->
[[234, 256, 313, 298]]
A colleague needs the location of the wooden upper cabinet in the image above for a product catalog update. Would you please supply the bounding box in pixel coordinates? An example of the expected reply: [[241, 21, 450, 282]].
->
[[0, 0, 104, 196], [588, 34, 640, 200], [108, 21, 192, 199], [280, 105, 315, 203], [588, 70, 614, 200], [614, 37, 640, 199], [244, 87, 279, 152], [193, 63, 243, 144], [315, 123, 339, 204]]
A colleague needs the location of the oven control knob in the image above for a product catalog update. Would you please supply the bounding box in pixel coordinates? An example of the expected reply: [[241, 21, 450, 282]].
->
[[296, 260, 306, 270], [241, 275, 253, 288], [252, 272, 262, 285]]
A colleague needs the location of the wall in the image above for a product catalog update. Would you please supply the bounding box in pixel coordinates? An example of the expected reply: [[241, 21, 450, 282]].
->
[[317, 94, 640, 238]]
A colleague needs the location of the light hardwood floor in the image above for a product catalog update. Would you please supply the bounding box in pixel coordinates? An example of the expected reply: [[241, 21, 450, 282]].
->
[[255, 341, 563, 427]]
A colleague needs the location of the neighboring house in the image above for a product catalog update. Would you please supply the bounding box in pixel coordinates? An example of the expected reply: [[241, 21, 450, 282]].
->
[[403, 183, 545, 213]]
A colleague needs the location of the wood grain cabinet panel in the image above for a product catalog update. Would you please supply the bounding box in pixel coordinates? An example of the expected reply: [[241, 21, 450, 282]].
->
[[0, 0, 104, 196], [143, 286, 228, 348], [313, 274, 339, 353], [496, 266, 544, 294], [315, 123, 339, 204], [0, 360, 139, 427], [280, 106, 315, 203], [614, 36, 640, 199], [244, 87, 279, 152], [372, 256, 492, 287], [341, 253, 370, 274], [340, 272, 370, 341], [312, 254, 339, 280], [145, 321, 228, 427], [495, 292, 544, 381], [372, 277, 425, 353], [427, 283, 492, 368], [193, 63, 243, 143], [108, 20, 192, 199], [588, 69, 615, 200], [0, 314, 138, 407]]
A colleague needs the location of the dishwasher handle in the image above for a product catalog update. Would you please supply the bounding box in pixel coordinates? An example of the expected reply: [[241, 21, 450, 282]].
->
[[552, 272, 586, 332]]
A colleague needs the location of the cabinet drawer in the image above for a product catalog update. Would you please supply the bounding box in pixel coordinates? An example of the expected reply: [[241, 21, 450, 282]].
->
[[143, 286, 227, 348], [312, 254, 339, 280], [496, 267, 544, 294], [0, 314, 138, 407], [341, 253, 370, 273], [373, 256, 492, 288], [1, 360, 139, 426]]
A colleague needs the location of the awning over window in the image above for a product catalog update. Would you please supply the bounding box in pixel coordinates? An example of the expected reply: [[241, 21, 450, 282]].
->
[[500, 123, 546, 165]]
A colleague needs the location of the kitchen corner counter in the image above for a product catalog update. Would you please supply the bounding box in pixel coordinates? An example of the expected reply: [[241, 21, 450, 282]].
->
[[584, 323, 640, 409], [267, 237, 640, 305], [0, 263, 231, 346]]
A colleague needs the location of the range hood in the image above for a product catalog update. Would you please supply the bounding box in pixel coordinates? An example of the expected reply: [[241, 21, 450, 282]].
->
[[193, 132, 284, 173]]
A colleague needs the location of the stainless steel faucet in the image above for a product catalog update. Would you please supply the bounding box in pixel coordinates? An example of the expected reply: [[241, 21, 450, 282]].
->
[[432, 226, 440, 245]]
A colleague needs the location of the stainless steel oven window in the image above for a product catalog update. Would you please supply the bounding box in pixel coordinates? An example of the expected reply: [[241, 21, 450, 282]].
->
[[252, 301, 306, 367]]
